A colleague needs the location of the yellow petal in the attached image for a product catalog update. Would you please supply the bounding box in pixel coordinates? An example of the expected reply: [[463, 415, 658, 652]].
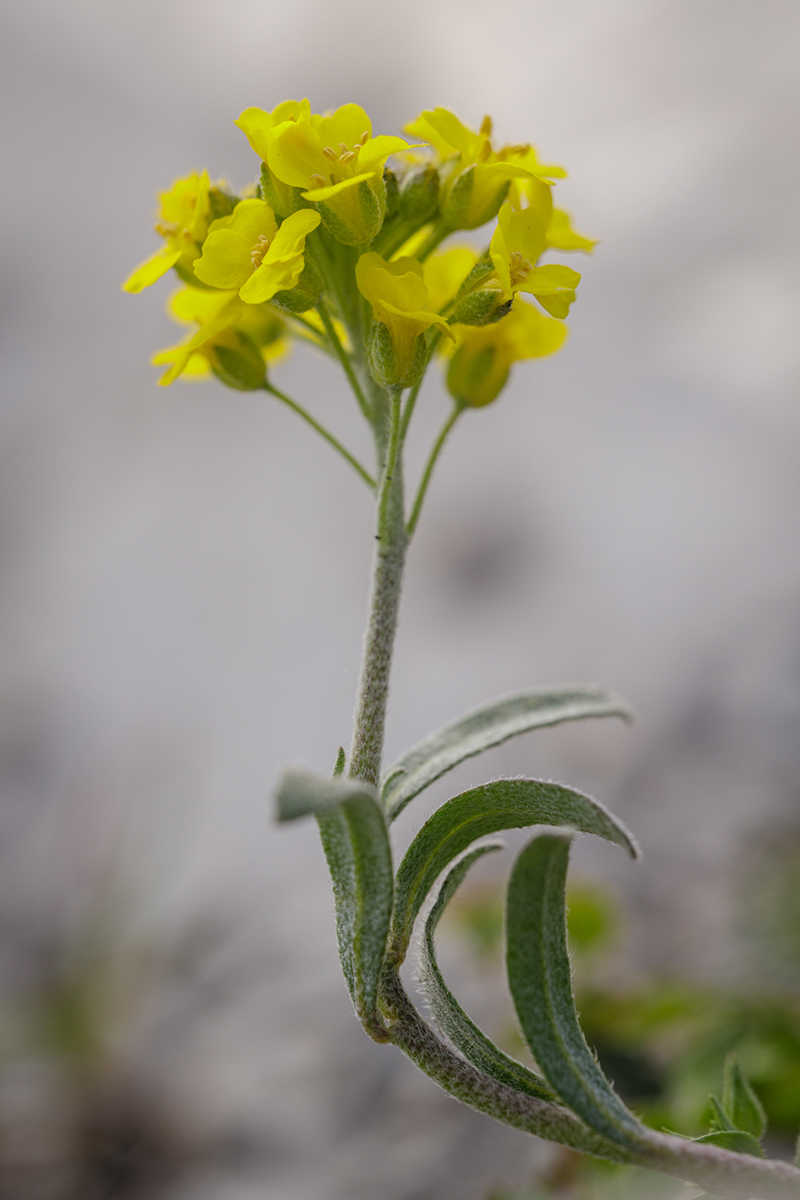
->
[[379, 301, 456, 341], [301, 170, 375, 202], [239, 253, 304, 303], [314, 103, 372, 152], [546, 209, 598, 253], [122, 244, 182, 293], [269, 118, 326, 188], [423, 247, 478, 312], [357, 135, 412, 172], [193, 229, 254, 289]]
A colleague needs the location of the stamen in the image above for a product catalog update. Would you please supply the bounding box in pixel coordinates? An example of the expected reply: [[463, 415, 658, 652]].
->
[[322, 146, 338, 161], [339, 142, 348, 154], [508, 251, 533, 286], [250, 233, 271, 268], [480, 115, 493, 137], [360, 130, 370, 143], [309, 173, 327, 187], [339, 150, 356, 163]]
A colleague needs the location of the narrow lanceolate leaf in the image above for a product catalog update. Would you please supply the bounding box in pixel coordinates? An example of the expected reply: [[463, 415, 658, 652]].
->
[[722, 1054, 767, 1139], [382, 686, 632, 822], [391, 777, 638, 964], [275, 767, 393, 1033], [693, 1130, 765, 1158], [418, 842, 555, 1101], [506, 834, 646, 1150]]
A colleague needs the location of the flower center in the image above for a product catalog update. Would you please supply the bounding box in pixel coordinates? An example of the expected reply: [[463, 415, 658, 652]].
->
[[250, 234, 271, 268], [508, 251, 532, 287], [309, 131, 371, 189]]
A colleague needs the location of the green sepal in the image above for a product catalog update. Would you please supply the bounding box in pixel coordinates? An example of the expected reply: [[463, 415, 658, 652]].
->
[[418, 841, 555, 1100], [692, 1130, 765, 1158], [442, 164, 509, 231], [275, 767, 393, 1037], [383, 167, 400, 219], [269, 259, 324, 314], [208, 329, 266, 391], [259, 163, 304, 219], [319, 177, 385, 247], [722, 1054, 767, 1139], [381, 686, 633, 822], [366, 320, 427, 390], [398, 165, 440, 222], [207, 186, 239, 222], [506, 833, 646, 1150], [451, 289, 512, 327], [708, 1094, 738, 1133], [390, 776, 638, 964]]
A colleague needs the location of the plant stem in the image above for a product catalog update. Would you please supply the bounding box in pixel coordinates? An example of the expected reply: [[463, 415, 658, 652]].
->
[[263, 383, 375, 489], [380, 970, 800, 1199], [348, 387, 406, 787], [316, 299, 373, 425], [406, 405, 462, 537]]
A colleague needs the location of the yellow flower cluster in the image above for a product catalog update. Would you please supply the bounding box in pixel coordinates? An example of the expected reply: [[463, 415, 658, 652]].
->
[[123, 101, 595, 403]]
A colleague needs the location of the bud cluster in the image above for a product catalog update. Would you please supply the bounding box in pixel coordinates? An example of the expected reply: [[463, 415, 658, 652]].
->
[[124, 102, 596, 406]]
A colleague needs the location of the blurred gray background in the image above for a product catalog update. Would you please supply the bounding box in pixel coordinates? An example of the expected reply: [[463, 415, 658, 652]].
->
[[1, 1, 799, 1197]]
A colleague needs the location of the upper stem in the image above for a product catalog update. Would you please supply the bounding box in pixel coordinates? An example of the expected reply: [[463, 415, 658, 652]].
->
[[348, 387, 407, 787]]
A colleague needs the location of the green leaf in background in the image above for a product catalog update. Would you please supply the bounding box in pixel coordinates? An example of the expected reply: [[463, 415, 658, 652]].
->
[[391, 777, 638, 964], [506, 833, 646, 1150], [708, 1093, 738, 1133], [722, 1053, 767, 1139], [275, 767, 393, 1036], [692, 1130, 765, 1157], [381, 686, 633, 821], [418, 841, 555, 1100]]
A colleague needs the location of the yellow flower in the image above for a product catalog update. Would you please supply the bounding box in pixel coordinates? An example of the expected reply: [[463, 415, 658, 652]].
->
[[193, 199, 320, 303], [235, 99, 312, 217], [151, 286, 287, 389], [404, 109, 565, 230], [356, 251, 455, 388], [268, 103, 411, 245], [123, 172, 215, 293], [488, 201, 582, 317], [510, 173, 598, 254], [446, 300, 567, 408]]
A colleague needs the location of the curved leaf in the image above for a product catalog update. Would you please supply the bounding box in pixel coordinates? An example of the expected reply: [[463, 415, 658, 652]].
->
[[382, 686, 632, 822], [506, 833, 646, 1150], [275, 767, 393, 1034], [419, 841, 555, 1100], [391, 777, 638, 964]]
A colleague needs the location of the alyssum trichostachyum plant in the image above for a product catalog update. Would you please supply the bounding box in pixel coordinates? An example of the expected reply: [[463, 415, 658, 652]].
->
[[124, 100, 800, 1198]]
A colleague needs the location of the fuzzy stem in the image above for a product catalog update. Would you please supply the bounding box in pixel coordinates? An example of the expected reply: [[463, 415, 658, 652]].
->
[[380, 971, 800, 1199], [348, 387, 406, 787]]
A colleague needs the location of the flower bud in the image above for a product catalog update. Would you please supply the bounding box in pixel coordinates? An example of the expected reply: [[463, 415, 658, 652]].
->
[[446, 342, 507, 408], [206, 328, 267, 391], [398, 165, 439, 222]]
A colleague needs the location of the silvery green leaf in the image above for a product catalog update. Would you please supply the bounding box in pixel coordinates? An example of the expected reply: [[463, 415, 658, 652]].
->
[[418, 841, 555, 1100], [275, 767, 393, 1033], [693, 1130, 765, 1158], [722, 1054, 767, 1139], [382, 686, 632, 822], [275, 765, 375, 822], [391, 776, 638, 965], [506, 833, 645, 1150]]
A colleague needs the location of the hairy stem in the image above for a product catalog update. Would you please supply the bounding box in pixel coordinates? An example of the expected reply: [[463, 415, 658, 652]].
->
[[348, 387, 406, 786], [381, 971, 800, 1199]]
